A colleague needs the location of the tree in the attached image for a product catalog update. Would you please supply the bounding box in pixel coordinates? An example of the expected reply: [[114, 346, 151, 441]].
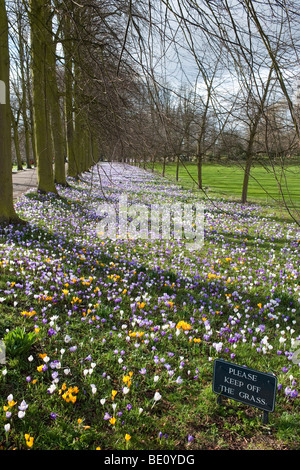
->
[[0, 0, 21, 224], [11, 103, 23, 171], [16, 0, 32, 169], [60, 1, 78, 178], [46, 4, 67, 186], [29, 0, 57, 194]]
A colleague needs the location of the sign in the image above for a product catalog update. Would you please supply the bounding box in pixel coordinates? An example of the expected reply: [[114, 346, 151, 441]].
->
[[0, 81, 5, 104], [213, 359, 277, 421]]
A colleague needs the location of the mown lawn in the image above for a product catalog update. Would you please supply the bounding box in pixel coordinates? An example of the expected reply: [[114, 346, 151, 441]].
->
[[150, 162, 300, 210], [0, 162, 299, 451]]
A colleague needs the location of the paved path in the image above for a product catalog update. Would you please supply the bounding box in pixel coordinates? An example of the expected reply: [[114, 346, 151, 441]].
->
[[12, 168, 37, 200], [12, 164, 72, 199]]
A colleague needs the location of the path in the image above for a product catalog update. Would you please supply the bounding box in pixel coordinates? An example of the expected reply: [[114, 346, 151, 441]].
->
[[12, 168, 38, 200]]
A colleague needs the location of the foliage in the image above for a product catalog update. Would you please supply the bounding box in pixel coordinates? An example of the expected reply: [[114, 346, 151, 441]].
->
[[4, 327, 37, 359], [0, 163, 299, 450]]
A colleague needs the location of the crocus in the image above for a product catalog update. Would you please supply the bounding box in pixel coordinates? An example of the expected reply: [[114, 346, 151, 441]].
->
[[18, 400, 28, 411], [25, 434, 34, 448]]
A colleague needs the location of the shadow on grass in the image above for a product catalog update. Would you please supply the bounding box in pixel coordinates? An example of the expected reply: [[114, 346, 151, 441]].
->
[[0, 189, 298, 335]]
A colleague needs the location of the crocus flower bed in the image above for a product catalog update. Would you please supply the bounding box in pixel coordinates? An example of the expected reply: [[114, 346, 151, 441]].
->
[[0, 162, 299, 450]]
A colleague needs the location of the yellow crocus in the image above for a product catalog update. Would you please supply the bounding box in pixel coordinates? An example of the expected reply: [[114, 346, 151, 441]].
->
[[25, 434, 34, 448], [176, 321, 191, 331], [8, 400, 17, 408]]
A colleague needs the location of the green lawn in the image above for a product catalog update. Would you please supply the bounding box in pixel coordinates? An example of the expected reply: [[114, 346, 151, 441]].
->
[[149, 162, 300, 209]]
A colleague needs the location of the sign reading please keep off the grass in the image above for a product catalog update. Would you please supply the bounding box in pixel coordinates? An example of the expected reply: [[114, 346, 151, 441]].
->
[[213, 359, 277, 418]]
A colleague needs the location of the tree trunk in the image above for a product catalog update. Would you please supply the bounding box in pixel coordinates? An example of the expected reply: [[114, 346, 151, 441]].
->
[[46, 13, 67, 186], [241, 123, 258, 203], [162, 155, 166, 177], [26, 57, 37, 167], [176, 154, 180, 181], [0, 0, 21, 224], [63, 11, 77, 179], [197, 153, 202, 190], [196, 131, 203, 190], [151, 153, 155, 172], [29, 0, 57, 194], [73, 56, 89, 175], [11, 108, 23, 171], [18, 15, 31, 169], [241, 152, 253, 204]]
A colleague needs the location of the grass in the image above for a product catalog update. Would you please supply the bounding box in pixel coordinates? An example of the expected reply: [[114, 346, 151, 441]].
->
[[0, 162, 299, 451], [149, 161, 300, 211]]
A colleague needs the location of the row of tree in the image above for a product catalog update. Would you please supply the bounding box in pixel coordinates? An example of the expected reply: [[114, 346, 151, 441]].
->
[[0, 0, 299, 225], [1, 0, 138, 223]]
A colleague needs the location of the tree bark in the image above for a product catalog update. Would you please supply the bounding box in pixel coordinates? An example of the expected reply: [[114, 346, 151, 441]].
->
[[197, 155, 202, 190], [0, 0, 21, 224], [46, 11, 67, 186], [17, 10, 31, 169], [62, 9, 77, 179], [241, 148, 254, 204], [176, 154, 180, 181], [11, 108, 23, 171], [29, 0, 57, 194], [26, 56, 37, 167]]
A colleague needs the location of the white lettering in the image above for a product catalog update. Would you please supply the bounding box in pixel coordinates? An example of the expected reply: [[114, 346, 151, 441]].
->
[[246, 383, 261, 393], [148, 455, 195, 465], [224, 375, 243, 387], [220, 384, 234, 395], [228, 367, 257, 381], [104, 455, 139, 467], [238, 391, 266, 406]]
